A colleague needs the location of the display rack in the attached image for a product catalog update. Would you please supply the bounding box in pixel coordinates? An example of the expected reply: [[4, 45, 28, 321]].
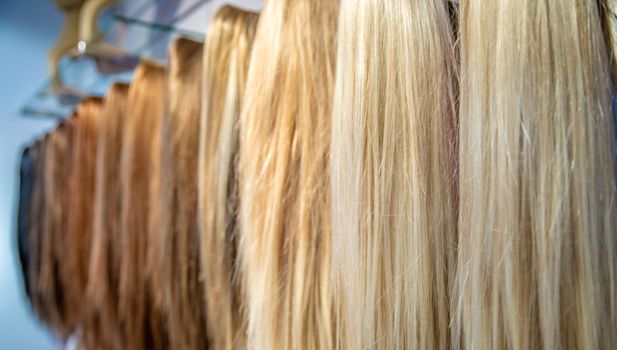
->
[[22, 0, 206, 118]]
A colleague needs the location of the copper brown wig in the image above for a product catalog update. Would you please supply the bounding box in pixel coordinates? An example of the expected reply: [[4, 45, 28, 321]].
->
[[54, 116, 77, 335], [40, 122, 73, 340], [64, 98, 104, 334]]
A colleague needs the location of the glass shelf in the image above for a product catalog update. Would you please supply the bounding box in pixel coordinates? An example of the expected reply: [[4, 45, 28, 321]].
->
[[22, 54, 134, 119], [21, 0, 264, 118], [21, 0, 206, 118]]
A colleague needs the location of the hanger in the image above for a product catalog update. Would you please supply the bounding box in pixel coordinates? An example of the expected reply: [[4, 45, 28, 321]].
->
[[78, 0, 118, 50], [48, 0, 85, 87]]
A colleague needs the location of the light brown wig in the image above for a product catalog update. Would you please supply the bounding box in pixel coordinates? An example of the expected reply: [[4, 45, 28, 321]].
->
[[157, 37, 207, 350], [64, 98, 103, 332], [455, 0, 617, 348], [53, 115, 77, 335], [238, 0, 339, 349], [118, 61, 167, 350], [85, 83, 129, 350], [198, 6, 258, 350]]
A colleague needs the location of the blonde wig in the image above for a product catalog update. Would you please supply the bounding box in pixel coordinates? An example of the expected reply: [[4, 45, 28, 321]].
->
[[238, 0, 339, 349], [118, 61, 167, 350], [455, 0, 617, 348], [157, 37, 207, 350], [65, 98, 103, 330], [330, 1, 458, 348], [198, 6, 257, 350], [603, 0, 617, 80], [85, 83, 129, 350]]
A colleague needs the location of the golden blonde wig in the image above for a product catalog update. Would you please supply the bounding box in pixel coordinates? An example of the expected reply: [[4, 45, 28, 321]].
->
[[198, 6, 257, 350], [238, 0, 339, 349]]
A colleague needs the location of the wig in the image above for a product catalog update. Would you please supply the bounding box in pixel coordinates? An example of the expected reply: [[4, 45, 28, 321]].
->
[[330, 1, 459, 349], [85, 83, 129, 350], [238, 0, 339, 349], [17, 146, 34, 302], [65, 98, 104, 333], [197, 6, 258, 350], [54, 116, 77, 335], [157, 37, 207, 350], [27, 137, 47, 324], [118, 61, 168, 350], [455, 0, 617, 348], [40, 122, 73, 340]]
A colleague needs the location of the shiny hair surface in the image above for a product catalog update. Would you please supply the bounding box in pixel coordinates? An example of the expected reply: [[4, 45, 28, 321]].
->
[[65, 98, 104, 334], [157, 37, 207, 350], [330, 0, 458, 348], [118, 61, 168, 350], [198, 6, 258, 350], [85, 83, 129, 350], [455, 0, 617, 348], [40, 123, 73, 340], [238, 0, 340, 349]]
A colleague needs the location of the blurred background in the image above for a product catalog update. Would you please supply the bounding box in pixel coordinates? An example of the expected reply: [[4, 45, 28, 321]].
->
[[0, 1, 64, 348], [0, 1, 260, 348]]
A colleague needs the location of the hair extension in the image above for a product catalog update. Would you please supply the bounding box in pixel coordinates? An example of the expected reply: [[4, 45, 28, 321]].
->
[[330, 1, 458, 349], [198, 6, 257, 350], [602, 0, 617, 81], [17, 146, 34, 302], [455, 0, 617, 348], [118, 61, 167, 350], [27, 137, 47, 323], [157, 37, 207, 350], [53, 115, 78, 335], [64, 98, 103, 337], [39, 123, 73, 340], [238, 1, 339, 349], [84, 83, 129, 350]]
